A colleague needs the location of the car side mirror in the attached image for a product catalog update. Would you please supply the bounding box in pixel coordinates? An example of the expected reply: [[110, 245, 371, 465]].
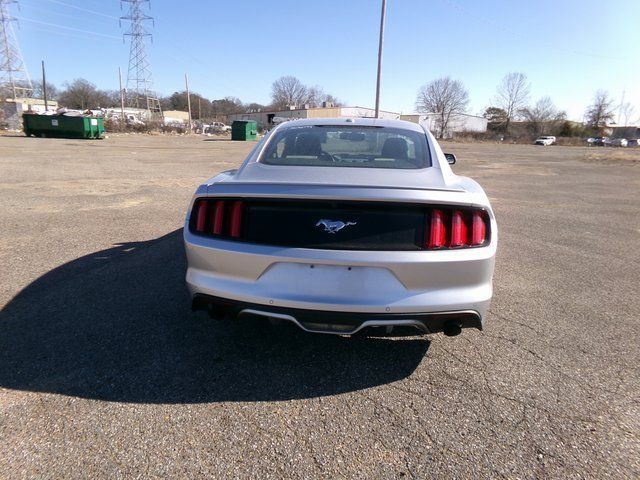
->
[[444, 153, 457, 165]]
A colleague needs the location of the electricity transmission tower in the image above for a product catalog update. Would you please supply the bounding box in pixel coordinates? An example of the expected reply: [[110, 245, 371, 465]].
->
[[120, 0, 161, 115], [0, 0, 32, 100]]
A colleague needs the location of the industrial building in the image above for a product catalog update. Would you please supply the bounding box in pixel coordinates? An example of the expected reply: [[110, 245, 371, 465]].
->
[[0, 98, 59, 129], [401, 113, 488, 138], [162, 110, 190, 124], [229, 105, 400, 130]]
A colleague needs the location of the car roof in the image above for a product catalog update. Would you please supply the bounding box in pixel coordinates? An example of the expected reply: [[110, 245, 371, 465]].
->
[[273, 117, 426, 133]]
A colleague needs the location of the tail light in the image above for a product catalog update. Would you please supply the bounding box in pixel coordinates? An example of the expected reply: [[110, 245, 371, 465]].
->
[[427, 209, 446, 248], [423, 207, 490, 249], [190, 199, 245, 239], [471, 210, 487, 245], [229, 201, 244, 238], [450, 210, 468, 247], [212, 200, 225, 235], [195, 201, 207, 232]]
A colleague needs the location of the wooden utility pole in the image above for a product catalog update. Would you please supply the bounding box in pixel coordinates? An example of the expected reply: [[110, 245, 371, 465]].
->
[[374, 0, 387, 118], [185, 73, 192, 133], [41, 61, 48, 111], [118, 67, 125, 123]]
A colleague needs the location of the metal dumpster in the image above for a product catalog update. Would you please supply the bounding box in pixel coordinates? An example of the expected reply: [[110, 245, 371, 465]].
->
[[231, 120, 257, 141], [23, 114, 105, 139]]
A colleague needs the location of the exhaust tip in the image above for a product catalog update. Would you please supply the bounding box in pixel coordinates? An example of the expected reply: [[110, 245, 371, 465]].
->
[[443, 320, 462, 337], [207, 304, 226, 321]]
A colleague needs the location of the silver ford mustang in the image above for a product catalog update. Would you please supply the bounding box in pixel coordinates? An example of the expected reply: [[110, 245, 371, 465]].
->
[[184, 118, 497, 337]]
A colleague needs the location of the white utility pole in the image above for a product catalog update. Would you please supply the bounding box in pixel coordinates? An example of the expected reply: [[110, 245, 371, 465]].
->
[[185, 73, 192, 133]]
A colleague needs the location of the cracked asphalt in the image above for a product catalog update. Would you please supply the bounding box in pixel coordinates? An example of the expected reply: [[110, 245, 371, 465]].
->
[[1, 134, 638, 478]]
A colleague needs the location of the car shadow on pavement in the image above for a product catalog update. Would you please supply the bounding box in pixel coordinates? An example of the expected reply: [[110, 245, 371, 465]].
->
[[0, 229, 429, 404]]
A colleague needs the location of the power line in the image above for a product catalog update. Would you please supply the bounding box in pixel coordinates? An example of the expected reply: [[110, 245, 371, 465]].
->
[[16, 16, 121, 39], [20, 2, 115, 25], [42, 0, 118, 20]]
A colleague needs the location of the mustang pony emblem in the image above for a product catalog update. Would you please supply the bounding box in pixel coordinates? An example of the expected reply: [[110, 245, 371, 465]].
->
[[315, 219, 357, 234]]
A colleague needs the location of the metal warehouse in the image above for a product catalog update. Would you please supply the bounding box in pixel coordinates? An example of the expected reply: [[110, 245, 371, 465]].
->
[[229, 105, 400, 129], [401, 113, 488, 138]]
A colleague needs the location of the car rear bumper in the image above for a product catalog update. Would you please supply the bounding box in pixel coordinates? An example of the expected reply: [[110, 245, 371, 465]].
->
[[192, 294, 482, 335], [184, 228, 496, 334]]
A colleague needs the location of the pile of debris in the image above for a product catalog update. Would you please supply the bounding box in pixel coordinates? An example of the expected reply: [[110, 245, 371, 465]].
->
[[25, 106, 104, 117]]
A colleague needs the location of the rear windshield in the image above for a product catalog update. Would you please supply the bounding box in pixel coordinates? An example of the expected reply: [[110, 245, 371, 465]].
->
[[260, 125, 430, 169]]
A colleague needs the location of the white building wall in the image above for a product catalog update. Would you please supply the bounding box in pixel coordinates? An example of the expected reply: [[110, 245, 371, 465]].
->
[[339, 107, 400, 120], [1, 98, 59, 129], [403, 113, 487, 138]]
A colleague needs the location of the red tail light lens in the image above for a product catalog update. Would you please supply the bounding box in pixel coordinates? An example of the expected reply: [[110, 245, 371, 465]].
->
[[195, 201, 207, 232], [424, 207, 489, 250], [470, 211, 487, 246], [229, 201, 244, 238], [427, 209, 447, 248], [191, 198, 245, 239], [450, 210, 468, 247], [212, 200, 225, 235]]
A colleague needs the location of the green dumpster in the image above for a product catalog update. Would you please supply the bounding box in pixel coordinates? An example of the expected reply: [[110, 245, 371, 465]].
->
[[23, 114, 105, 139], [231, 120, 257, 141]]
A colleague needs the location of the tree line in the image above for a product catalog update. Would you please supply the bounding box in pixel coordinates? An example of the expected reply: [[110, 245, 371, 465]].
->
[[19, 72, 634, 137], [415, 72, 634, 139], [26, 75, 342, 121]]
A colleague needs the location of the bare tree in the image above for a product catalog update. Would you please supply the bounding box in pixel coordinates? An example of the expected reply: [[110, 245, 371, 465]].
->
[[495, 72, 530, 133], [415, 76, 469, 138], [619, 102, 636, 126], [306, 86, 343, 107], [519, 97, 565, 136], [271, 76, 309, 110], [164, 91, 214, 119], [307, 85, 325, 107], [323, 94, 343, 107], [210, 97, 244, 119], [585, 90, 615, 130], [58, 79, 112, 109], [32, 81, 59, 101]]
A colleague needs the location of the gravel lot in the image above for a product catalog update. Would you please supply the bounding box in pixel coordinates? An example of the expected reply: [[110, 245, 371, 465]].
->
[[1, 134, 638, 478]]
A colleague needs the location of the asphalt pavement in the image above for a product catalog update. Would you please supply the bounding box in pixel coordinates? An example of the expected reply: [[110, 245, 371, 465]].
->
[[1, 134, 638, 478]]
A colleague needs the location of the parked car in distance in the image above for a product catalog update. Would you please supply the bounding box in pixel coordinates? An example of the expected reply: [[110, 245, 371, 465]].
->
[[535, 136, 556, 145], [184, 118, 497, 338], [212, 122, 231, 132], [611, 138, 628, 147], [626, 139, 640, 147], [592, 137, 611, 147], [202, 122, 232, 134]]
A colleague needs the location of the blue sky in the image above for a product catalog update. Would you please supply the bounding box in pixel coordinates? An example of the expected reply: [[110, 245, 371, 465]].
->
[[14, 0, 640, 121]]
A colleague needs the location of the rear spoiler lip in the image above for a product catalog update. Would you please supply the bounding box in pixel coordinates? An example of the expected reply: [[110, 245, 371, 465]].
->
[[207, 181, 465, 193], [191, 184, 484, 213]]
